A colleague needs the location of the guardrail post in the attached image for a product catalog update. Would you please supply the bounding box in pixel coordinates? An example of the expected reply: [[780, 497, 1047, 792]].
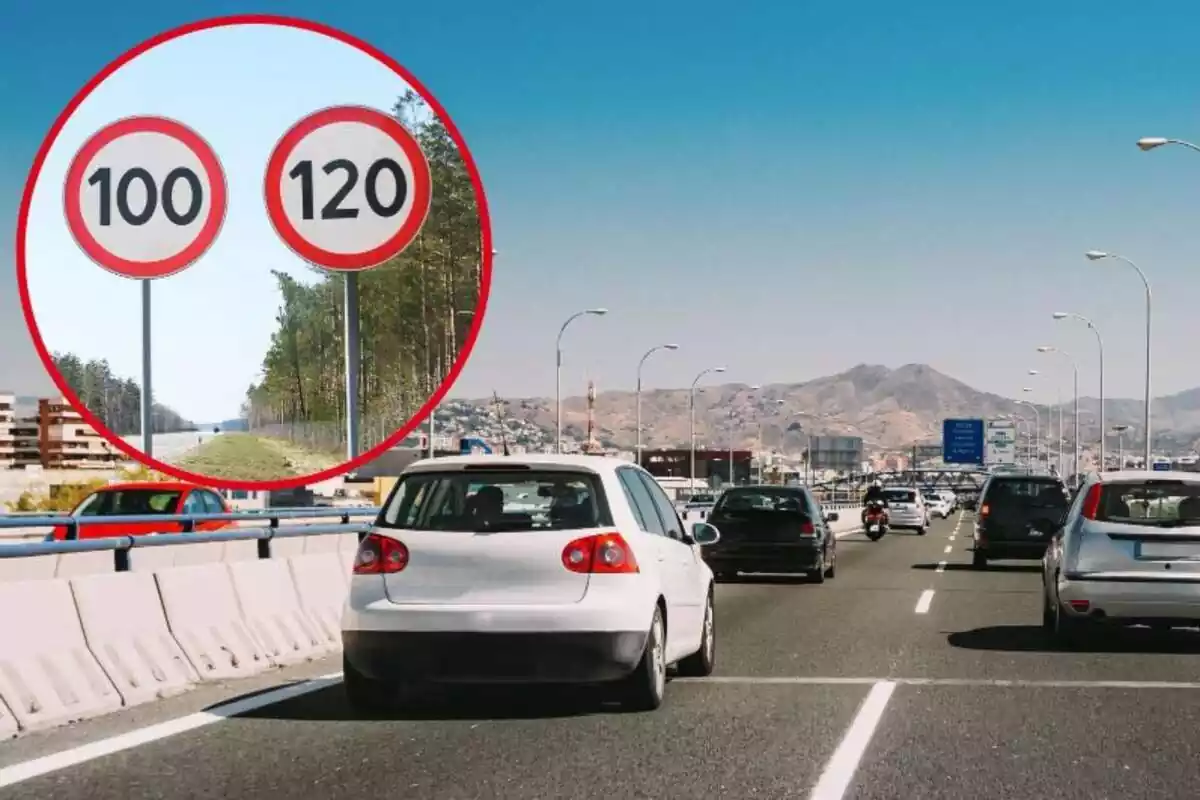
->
[[114, 545, 130, 572], [181, 518, 194, 533], [66, 520, 77, 541], [258, 518, 278, 560]]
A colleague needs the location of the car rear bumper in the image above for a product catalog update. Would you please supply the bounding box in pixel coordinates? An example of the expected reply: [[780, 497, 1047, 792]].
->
[[702, 543, 824, 574], [1058, 575, 1200, 623], [888, 511, 925, 527], [974, 541, 1049, 559], [342, 629, 647, 683]]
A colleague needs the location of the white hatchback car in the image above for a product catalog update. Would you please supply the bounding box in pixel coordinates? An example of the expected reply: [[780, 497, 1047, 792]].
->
[[342, 454, 720, 712]]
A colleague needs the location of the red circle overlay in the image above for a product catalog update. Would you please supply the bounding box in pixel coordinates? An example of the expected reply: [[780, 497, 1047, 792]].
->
[[16, 14, 494, 492], [264, 105, 433, 271], [62, 115, 228, 280]]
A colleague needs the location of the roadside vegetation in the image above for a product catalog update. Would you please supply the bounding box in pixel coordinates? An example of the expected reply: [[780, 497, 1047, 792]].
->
[[174, 433, 337, 482], [4, 464, 173, 512]]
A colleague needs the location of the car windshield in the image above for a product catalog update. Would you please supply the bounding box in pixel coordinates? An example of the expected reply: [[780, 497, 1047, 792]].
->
[[883, 489, 916, 503], [377, 468, 612, 532], [1094, 480, 1200, 526], [75, 489, 182, 517], [986, 479, 1068, 509], [713, 488, 810, 516]]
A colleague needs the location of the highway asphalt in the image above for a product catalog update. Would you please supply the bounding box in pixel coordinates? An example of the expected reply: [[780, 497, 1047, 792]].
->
[[119, 430, 223, 464], [5, 511, 1200, 798]]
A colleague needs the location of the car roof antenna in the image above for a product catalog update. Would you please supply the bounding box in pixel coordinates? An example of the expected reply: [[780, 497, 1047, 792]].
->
[[492, 391, 511, 456]]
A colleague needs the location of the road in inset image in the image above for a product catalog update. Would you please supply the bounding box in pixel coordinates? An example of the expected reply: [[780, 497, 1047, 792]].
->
[[19, 18, 490, 486]]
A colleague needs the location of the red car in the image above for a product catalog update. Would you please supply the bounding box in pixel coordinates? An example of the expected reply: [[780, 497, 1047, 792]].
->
[[51, 482, 233, 541]]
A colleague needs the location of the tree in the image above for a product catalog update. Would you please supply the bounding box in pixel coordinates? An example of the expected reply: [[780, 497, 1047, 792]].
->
[[244, 90, 484, 446], [50, 352, 192, 435]]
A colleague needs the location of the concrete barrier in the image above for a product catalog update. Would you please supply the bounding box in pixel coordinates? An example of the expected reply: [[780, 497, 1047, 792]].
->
[[70, 571, 198, 707], [0, 579, 122, 733], [227, 559, 333, 665], [287, 553, 348, 646], [155, 563, 274, 680]]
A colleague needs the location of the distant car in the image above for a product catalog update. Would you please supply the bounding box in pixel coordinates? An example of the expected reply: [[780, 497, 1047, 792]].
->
[[972, 473, 1069, 568], [1042, 470, 1200, 642], [881, 487, 929, 534], [341, 454, 718, 713], [926, 494, 952, 519], [50, 482, 232, 541], [701, 484, 838, 582], [212, 426, 220, 434]]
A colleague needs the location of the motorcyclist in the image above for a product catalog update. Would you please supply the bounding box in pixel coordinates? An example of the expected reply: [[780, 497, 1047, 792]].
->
[[862, 480, 888, 525]]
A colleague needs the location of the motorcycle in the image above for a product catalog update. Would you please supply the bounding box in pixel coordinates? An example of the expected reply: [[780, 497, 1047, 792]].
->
[[863, 501, 889, 541]]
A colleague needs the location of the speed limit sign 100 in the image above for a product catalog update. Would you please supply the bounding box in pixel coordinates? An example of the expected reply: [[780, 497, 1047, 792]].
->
[[63, 116, 228, 280], [263, 105, 432, 271]]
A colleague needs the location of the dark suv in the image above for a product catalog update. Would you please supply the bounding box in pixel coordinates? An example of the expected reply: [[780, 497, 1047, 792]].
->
[[972, 474, 1069, 568]]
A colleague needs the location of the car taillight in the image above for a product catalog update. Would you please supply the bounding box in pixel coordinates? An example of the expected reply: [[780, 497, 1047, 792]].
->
[[562, 532, 640, 574], [799, 520, 816, 537], [353, 533, 409, 574], [979, 503, 989, 517], [1080, 484, 1102, 520]]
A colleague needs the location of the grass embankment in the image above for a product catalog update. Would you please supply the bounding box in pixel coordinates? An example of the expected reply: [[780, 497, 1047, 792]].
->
[[176, 434, 338, 481]]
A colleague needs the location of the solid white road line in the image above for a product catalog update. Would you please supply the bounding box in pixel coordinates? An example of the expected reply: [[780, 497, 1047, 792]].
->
[[0, 672, 344, 789], [679, 676, 1200, 690], [808, 680, 896, 800], [914, 589, 935, 614]]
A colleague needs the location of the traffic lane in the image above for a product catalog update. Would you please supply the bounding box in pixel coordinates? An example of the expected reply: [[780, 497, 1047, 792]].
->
[[712, 516, 962, 677], [0, 682, 873, 800], [902, 544, 1200, 682], [849, 684, 1200, 799], [0, 656, 343, 769]]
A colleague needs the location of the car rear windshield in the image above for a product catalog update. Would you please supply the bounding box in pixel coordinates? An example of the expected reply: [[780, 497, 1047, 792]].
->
[[1093, 480, 1200, 526], [713, 488, 811, 516], [985, 479, 1068, 509], [76, 489, 181, 517], [882, 489, 916, 503], [377, 469, 614, 532]]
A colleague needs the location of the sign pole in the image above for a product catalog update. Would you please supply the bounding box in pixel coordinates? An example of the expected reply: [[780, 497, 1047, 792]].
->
[[344, 272, 361, 461], [140, 279, 154, 458]]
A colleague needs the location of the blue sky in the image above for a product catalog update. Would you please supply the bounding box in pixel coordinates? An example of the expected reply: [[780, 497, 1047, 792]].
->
[[3, 0, 1200, 423]]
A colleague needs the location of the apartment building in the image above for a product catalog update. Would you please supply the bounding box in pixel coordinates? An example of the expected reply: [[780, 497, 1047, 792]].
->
[[0, 393, 117, 469]]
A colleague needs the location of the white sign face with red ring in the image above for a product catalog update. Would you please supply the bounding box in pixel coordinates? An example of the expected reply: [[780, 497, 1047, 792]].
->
[[62, 115, 228, 280], [263, 105, 432, 271]]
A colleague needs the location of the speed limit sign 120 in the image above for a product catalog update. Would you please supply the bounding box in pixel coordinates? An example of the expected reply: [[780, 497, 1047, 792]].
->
[[63, 115, 228, 280], [263, 105, 432, 271]]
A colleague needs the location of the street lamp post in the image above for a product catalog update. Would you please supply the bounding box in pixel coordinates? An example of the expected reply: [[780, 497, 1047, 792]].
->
[[1053, 312, 1105, 471], [1038, 347, 1080, 486], [1027, 370, 1063, 478], [635, 344, 679, 465], [1137, 137, 1200, 154], [1086, 251, 1152, 468], [728, 385, 761, 485], [1111, 424, 1130, 470], [555, 308, 608, 453], [690, 366, 727, 493], [1015, 399, 1041, 472]]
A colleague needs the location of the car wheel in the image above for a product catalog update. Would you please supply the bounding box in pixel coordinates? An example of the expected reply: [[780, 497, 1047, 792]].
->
[[917, 524, 928, 536], [1054, 600, 1089, 646], [824, 546, 837, 579], [1041, 590, 1055, 632], [343, 655, 391, 714], [807, 566, 826, 583], [620, 606, 667, 711], [677, 589, 715, 677], [972, 549, 987, 569]]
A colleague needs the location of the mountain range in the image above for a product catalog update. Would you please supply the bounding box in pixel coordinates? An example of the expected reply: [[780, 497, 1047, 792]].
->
[[471, 364, 1200, 453]]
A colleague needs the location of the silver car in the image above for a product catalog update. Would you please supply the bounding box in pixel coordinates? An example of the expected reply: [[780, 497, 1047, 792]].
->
[[881, 487, 929, 534], [1041, 470, 1200, 643]]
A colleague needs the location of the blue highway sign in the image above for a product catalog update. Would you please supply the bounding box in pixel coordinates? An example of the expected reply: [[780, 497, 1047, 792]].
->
[[943, 418, 985, 465], [1153, 461, 1170, 471]]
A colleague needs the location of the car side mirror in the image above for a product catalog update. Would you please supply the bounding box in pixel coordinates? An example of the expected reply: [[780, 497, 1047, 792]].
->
[[824, 512, 839, 523], [691, 522, 721, 546]]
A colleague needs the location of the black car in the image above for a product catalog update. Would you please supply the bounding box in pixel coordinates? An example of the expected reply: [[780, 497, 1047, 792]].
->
[[972, 474, 1069, 568], [701, 485, 838, 582]]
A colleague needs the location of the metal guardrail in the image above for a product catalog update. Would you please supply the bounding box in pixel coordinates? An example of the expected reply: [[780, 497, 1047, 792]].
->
[[0, 511, 379, 571], [0, 506, 381, 540]]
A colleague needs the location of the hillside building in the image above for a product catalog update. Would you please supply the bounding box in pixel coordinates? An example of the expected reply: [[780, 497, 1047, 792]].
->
[[0, 393, 117, 470]]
